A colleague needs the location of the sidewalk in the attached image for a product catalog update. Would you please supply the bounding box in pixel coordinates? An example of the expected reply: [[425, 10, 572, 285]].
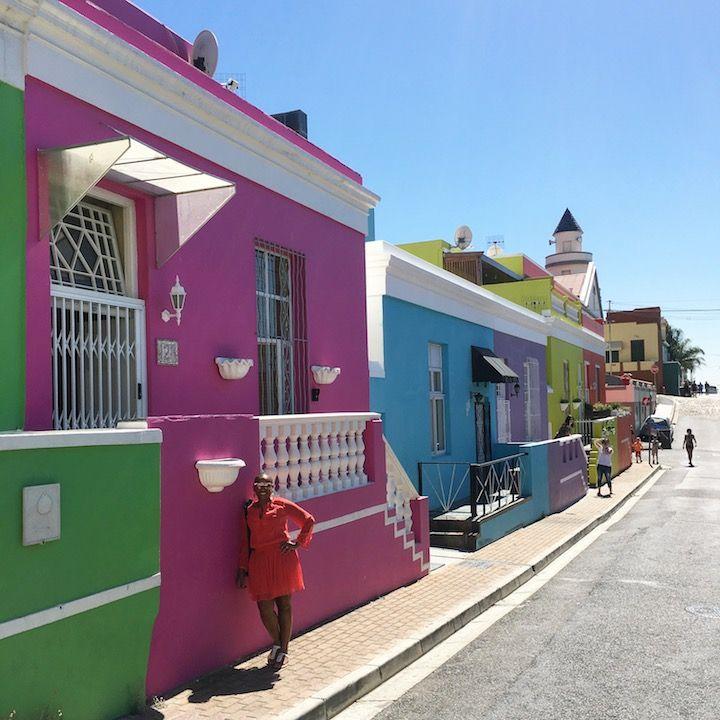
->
[[131, 461, 660, 720]]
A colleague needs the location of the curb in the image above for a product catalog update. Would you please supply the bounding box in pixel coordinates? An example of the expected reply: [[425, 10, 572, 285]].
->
[[281, 464, 664, 720]]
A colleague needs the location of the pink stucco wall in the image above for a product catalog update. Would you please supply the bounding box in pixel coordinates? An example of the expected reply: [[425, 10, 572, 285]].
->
[[24, 79, 370, 428], [57, 0, 361, 183], [146, 415, 428, 696]]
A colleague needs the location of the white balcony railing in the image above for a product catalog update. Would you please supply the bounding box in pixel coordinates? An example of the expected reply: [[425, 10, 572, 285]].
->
[[257, 412, 379, 500]]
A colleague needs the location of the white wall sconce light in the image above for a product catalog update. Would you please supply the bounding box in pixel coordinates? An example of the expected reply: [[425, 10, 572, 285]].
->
[[161, 276, 187, 326], [195, 458, 246, 493], [215, 357, 254, 380], [311, 366, 341, 385]]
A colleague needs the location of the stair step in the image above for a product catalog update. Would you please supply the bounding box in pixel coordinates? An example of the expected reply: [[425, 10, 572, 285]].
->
[[430, 530, 478, 551], [430, 517, 478, 533]]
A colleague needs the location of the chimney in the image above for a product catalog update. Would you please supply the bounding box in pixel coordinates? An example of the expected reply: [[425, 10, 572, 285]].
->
[[271, 110, 308, 139]]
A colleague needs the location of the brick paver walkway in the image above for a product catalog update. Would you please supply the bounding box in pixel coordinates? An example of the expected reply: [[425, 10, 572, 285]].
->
[[129, 462, 659, 720]]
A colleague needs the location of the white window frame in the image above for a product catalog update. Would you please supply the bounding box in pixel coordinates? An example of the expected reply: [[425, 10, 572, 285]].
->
[[428, 343, 446, 455], [85, 187, 139, 298], [523, 357, 542, 441], [496, 382, 512, 443], [256, 246, 295, 415]]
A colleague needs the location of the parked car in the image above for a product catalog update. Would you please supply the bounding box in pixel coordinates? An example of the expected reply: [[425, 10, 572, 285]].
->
[[638, 416, 674, 448]]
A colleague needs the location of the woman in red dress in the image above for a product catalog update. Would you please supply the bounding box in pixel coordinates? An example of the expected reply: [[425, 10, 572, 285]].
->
[[237, 473, 315, 670]]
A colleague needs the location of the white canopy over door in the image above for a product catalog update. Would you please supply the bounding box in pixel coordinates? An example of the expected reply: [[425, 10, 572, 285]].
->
[[39, 136, 235, 266]]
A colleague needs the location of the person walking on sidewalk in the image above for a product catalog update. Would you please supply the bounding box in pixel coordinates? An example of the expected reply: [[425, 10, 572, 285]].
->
[[650, 435, 660, 465], [594, 438, 613, 497], [237, 473, 315, 671], [632, 436, 643, 463], [683, 429, 698, 467]]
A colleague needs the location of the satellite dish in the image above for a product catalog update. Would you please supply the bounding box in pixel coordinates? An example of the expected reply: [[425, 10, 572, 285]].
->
[[191, 30, 219, 77], [454, 225, 473, 251]]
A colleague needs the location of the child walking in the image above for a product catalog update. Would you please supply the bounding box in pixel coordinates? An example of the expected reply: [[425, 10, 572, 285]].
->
[[632, 436, 643, 463]]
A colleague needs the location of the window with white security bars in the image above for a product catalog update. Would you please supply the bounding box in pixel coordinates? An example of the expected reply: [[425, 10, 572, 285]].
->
[[523, 357, 542, 441], [428, 343, 446, 454], [49, 196, 146, 430], [255, 241, 308, 415]]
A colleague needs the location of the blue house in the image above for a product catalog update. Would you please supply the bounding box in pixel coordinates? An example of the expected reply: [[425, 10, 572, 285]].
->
[[366, 242, 549, 517]]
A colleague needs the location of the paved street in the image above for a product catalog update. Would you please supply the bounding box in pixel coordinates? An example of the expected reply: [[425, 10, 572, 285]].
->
[[373, 396, 720, 720]]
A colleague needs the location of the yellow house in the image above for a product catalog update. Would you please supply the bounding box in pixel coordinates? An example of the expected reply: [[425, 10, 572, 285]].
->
[[605, 307, 666, 390]]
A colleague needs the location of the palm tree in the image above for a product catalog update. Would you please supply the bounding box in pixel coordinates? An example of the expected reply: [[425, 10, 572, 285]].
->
[[665, 324, 705, 378]]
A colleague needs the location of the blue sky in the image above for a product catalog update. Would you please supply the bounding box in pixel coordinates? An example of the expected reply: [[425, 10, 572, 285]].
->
[[140, 0, 720, 378]]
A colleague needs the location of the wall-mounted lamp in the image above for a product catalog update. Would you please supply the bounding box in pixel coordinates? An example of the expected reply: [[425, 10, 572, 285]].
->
[[513, 381, 521, 397], [161, 276, 187, 326]]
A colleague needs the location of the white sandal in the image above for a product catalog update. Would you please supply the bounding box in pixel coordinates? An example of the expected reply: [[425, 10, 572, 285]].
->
[[267, 645, 281, 665], [272, 651, 288, 671]]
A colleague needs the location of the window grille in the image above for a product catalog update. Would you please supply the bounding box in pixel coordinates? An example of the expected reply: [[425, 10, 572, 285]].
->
[[51, 287, 145, 429], [50, 200, 126, 295], [255, 241, 308, 415], [49, 198, 145, 429]]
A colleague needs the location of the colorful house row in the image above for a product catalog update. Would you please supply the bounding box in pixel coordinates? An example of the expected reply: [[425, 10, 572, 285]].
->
[[365, 212, 606, 548], [0, 2, 428, 718]]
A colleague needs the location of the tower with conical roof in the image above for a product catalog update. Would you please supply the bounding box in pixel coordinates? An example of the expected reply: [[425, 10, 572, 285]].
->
[[545, 209, 603, 318], [545, 208, 588, 272]]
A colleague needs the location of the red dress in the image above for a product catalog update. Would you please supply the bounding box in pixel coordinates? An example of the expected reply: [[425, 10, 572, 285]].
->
[[239, 496, 315, 602]]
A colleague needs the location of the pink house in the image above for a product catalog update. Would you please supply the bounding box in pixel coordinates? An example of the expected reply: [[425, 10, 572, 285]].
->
[[11, 0, 428, 701]]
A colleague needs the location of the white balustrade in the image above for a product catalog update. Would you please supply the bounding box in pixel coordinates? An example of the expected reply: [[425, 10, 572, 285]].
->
[[384, 437, 418, 533], [327, 422, 339, 492], [258, 413, 378, 500]]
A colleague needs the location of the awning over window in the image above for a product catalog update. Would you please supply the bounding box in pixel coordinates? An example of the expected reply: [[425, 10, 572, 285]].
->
[[39, 136, 235, 266], [471, 347, 519, 384]]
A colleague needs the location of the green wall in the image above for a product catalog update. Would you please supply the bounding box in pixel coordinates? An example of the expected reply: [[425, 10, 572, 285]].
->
[[493, 253, 524, 276], [486, 277, 553, 314], [397, 239, 449, 267], [0, 589, 158, 720], [0, 81, 27, 430], [0, 441, 161, 720], [547, 337, 584, 435]]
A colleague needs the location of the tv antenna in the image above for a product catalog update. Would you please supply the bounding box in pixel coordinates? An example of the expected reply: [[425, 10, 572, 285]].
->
[[453, 225, 473, 251], [191, 30, 219, 77]]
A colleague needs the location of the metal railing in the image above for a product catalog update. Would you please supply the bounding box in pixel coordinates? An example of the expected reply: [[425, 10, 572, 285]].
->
[[577, 417, 614, 447], [51, 285, 146, 430], [418, 453, 527, 518]]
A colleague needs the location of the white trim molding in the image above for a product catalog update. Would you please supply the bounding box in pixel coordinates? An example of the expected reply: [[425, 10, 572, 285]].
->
[[290, 503, 387, 539], [366, 241, 550, 377], [0, 572, 161, 640], [545, 316, 606, 355], [0, 428, 162, 451], [0, 0, 379, 233]]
